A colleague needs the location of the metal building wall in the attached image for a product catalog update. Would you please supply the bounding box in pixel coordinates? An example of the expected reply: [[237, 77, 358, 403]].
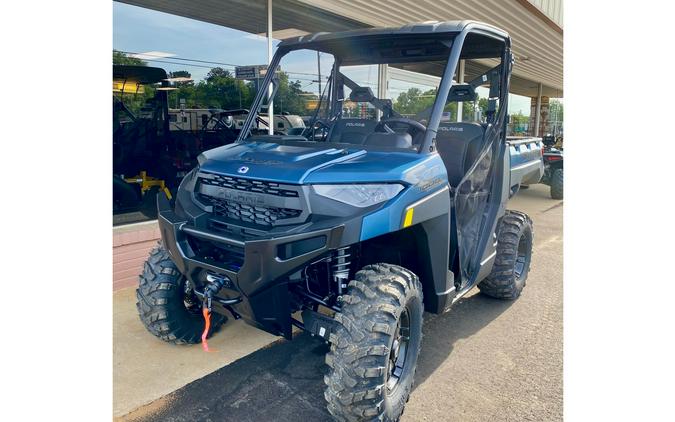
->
[[526, 0, 563, 27]]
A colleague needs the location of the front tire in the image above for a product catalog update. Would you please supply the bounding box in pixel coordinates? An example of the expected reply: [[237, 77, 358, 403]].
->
[[550, 168, 563, 199], [136, 243, 226, 344], [479, 210, 533, 299], [325, 264, 423, 422]]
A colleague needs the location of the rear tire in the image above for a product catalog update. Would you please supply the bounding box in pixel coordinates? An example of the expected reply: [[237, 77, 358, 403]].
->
[[324, 264, 423, 422], [550, 168, 563, 199], [136, 243, 226, 344], [479, 210, 533, 300]]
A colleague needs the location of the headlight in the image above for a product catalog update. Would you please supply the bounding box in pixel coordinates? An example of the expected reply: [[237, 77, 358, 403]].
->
[[313, 184, 404, 208]]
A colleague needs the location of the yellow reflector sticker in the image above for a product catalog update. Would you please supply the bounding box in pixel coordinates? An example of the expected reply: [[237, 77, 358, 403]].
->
[[403, 208, 414, 228]]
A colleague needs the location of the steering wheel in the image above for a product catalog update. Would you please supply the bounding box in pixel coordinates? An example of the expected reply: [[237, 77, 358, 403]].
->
[[308, 119, 331, 141], [374, 117, 427, 135]]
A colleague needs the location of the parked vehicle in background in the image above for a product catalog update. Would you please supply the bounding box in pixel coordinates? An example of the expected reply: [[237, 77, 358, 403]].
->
[[170, 108, 305, 135], [258, 112, 306, 134], [169, 108, 224, 132], [113, 65, 237, 223], [136, 21, 542, 421], [540, 134, 563, 199], [113, 65, 176, 219]]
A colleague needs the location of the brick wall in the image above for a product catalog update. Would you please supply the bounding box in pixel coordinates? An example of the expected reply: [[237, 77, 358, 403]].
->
[[113, 222, 161, 291]]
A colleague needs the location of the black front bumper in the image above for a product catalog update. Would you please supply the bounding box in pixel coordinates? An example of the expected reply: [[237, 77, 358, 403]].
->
[[157, 194, 345, 338]]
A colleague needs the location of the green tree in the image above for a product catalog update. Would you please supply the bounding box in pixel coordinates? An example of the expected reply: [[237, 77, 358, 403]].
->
[[394, 87, 437, 115], [168, 70, 193, 86], [274, 72, 311, 115], [394, 87, 487, 122], [510, 111, 529, 125], [205, 67, 231, 82], [165, 67, 254, 110], [548, 99, 564, 127], [508, 111, 530, 135], [478, 98, 488, 116], [113, 49, 147, 66]]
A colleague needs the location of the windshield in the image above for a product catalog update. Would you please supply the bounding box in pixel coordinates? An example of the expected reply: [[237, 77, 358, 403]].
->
[[238, 34, 493, 152]]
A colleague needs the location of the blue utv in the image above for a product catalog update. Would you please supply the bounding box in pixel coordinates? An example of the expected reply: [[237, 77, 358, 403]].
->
[[137, 20, 544, 421]]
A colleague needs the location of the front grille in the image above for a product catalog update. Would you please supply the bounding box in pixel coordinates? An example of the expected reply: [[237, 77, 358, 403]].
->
[[199, 195, 302, 226], [199, 173, 299, 197]]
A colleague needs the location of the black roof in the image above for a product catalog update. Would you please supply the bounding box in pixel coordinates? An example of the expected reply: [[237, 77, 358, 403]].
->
[[278, 20, 508, 48], [113, 65, 168, 84], [278, 20, 508, 66]]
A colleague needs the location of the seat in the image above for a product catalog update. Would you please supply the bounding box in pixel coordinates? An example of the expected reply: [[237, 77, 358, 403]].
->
[[435, 122, 486, 186], [327, 86, 382, 144], [327, 118, 378, 144]]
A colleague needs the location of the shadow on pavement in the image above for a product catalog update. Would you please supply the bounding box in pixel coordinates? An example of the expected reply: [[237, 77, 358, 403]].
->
[[120, 292, 513, 422]]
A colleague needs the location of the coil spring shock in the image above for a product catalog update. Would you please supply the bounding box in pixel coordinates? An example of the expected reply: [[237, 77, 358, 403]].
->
[[332, 247, 351, 295]]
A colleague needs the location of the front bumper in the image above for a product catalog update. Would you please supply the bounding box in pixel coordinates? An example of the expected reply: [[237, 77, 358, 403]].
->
[[157, 194, 345, 338]]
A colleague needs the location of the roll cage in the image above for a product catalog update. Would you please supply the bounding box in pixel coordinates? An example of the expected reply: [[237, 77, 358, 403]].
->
[[237, 21, 512, 154]]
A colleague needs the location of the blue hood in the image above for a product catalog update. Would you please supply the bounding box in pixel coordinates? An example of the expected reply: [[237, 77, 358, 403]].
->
[[198, 142, 429, 184]]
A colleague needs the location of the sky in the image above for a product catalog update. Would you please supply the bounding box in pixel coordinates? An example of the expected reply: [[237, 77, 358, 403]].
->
[[113, 2, 533, 115]]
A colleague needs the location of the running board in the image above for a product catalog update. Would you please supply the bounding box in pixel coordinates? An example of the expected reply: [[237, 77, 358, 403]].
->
[[451, 284, 476, 305]]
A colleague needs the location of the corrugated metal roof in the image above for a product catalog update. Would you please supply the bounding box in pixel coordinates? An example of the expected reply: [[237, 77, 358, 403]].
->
[[299, 0, 562, 95], [116, 0, 562, 97], [116, 0, 370, 35]]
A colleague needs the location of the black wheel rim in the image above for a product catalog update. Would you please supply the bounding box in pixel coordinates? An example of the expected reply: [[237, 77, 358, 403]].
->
[[514, 232, 531, 280], [387, 308, 411, 393]]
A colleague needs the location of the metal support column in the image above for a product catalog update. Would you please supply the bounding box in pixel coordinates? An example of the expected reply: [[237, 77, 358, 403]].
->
[[534, 82, 542, 137], [457, 60, 465, 122], [267, 0, 274, 135], [376, 64, 388, 120]]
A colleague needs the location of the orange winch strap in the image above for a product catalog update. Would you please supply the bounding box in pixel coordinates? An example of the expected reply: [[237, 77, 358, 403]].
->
[[201, 307, 212, 352]]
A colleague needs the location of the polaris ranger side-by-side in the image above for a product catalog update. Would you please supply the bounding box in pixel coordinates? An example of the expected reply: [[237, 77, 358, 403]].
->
[[136, 21, 543, 421]]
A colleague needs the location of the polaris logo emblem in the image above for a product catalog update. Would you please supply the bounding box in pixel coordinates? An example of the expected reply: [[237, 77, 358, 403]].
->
[[438, 126, 463, 132], [210, 189, 265, 206], [345, 122, 366, 127], [237, 166, 249, 174]]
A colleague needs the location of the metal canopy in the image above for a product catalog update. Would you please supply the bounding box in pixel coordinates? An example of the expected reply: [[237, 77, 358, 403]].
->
[[116, 0, 562, 98], [116, 0, 369, 35]]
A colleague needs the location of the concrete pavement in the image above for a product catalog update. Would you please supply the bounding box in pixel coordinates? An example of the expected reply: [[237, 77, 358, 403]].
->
[[115, 183, 563, 421], [113, 288, 279, 416]]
